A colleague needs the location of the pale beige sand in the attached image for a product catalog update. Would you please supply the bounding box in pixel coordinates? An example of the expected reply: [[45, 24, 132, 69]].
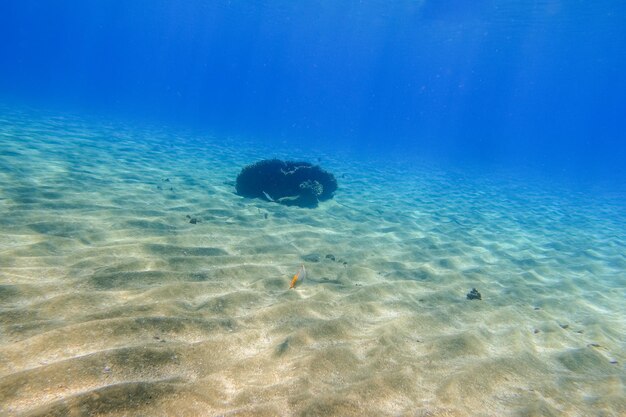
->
[[0, 108, 624, 416]]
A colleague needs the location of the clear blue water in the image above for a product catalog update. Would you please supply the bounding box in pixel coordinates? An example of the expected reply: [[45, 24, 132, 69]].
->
[[1, 1, 625, 185], [1, 2, 625, 416]]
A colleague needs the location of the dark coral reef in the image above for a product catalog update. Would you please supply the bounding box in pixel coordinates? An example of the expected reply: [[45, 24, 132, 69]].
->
[[235, 159, 338, 208]]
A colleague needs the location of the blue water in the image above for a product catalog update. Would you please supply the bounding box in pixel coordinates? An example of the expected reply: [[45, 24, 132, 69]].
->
[[1, 3, 626, 415], [2, 1, 626, 186]]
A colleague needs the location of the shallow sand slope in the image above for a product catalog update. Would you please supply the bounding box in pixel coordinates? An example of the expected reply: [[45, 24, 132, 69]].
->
[[0, 109, 624, 416]]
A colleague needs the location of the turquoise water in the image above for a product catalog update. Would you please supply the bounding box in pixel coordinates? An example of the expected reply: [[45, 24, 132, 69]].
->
[[0, 108, 624, 416], [2, 1, 626, 415]]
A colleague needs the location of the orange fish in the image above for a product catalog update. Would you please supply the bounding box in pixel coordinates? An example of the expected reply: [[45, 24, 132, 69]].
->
[[289, 264, 306, 289]]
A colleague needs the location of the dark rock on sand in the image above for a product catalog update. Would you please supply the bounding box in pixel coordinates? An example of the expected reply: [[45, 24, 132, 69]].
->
[[235, 159, 337, 208], [466, 288, 482, 300], [303, 253, 321, 263], [276, 338, 290, 356]]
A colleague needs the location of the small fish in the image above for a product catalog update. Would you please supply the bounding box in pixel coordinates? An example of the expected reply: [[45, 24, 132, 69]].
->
[[289, 265, 306, 289], [262, 191, 275, 202]]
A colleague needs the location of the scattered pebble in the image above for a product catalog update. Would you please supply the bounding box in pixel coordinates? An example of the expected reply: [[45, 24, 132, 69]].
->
[[276, 338, 289, 355], [103, 366, 111, 373], [303, 253, 321, 263], [325, 254, 336, 261], [559, 324, 569, 329], [610, 359, 618, 365], [466, 288, 482, 300], [533, 329, 540, 334], [185, 215, 200, 224]]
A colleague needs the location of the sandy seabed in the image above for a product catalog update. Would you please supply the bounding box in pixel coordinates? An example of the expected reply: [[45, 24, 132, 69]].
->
[[0, 108, 624, 417]]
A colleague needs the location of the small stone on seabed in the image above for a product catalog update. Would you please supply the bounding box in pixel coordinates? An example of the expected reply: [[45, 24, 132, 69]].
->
[[303, 253, 321, 262], [466, 288, 481, 300], [103, 366, 111, 373]]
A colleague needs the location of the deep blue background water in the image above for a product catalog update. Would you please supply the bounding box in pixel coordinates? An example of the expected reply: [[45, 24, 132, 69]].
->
[[1, 1, 625, 186]]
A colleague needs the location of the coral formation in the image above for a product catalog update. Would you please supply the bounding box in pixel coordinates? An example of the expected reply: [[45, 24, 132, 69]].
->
[[235, 159, 337, 208]]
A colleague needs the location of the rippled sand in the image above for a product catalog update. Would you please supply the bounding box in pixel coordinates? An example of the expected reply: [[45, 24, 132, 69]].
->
[[0, 108, 624, 416]]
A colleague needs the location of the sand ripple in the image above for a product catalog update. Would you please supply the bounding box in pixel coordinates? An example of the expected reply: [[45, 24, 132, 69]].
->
[[0, 109, 624, 416]]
